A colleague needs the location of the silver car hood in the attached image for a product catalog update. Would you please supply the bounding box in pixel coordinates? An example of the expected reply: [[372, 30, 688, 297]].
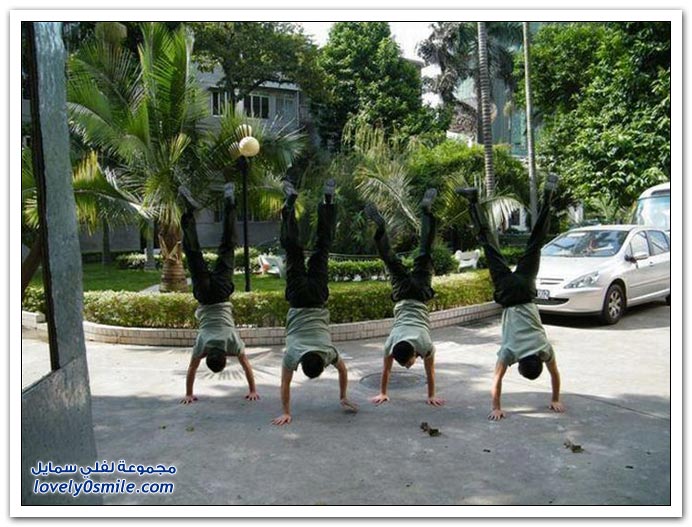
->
[[537, 256, 619, 284]]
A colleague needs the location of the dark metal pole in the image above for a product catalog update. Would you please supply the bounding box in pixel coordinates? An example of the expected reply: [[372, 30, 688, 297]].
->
[[242, 159, 251, 292]]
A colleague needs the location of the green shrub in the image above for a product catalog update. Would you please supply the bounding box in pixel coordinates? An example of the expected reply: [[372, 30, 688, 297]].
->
[[25, 272, 494, 328], [327, 260, 386, 281], [83, 291, 198, 328], [22, 286, 45, 313], [115, 247, 263, 272], [477, 246, 526, 269], [409, 243, 457, 276], [115, 253, 162, 270]]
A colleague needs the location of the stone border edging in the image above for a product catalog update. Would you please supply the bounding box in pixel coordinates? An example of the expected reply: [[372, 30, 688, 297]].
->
[[22, 302, 501, 347]]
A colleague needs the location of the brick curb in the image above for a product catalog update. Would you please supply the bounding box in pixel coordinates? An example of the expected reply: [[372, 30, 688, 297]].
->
[[22, 302, 501, 348]]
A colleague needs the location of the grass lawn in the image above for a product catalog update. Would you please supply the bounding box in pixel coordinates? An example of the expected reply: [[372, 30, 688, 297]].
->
[[29, 263, 381, 294], [29, 262, 486, 295]]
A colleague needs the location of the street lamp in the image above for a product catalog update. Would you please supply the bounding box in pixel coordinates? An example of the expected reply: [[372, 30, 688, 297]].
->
[[236, 128, 260, 292]]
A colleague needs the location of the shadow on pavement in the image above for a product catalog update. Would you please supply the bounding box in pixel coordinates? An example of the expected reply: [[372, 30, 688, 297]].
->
[[90, 379, 671, 506]]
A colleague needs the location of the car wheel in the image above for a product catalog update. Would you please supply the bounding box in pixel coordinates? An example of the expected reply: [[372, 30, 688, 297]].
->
[[600, 283, 625, 325], [666, 294, 671, 306]]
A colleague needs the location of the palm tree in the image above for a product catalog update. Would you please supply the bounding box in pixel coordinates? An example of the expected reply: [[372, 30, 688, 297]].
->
[[477, 22, 496, 196], [69, 22, 306, 291], [343, 118, 419, 243], [418, 21, 522, 142], [523, 22, 539, 227], [21, 147, 143, 299], [69, 22, 208, 292], [346, 119, 524, 250]]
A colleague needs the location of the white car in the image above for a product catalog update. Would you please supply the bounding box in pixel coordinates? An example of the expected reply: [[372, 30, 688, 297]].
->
[[536, 225, 670, 324]]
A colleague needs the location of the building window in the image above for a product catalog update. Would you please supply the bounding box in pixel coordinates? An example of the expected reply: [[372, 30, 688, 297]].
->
[[211, 90, 230, 116], [244, 94, 269, 119], [276, 95, 296, 121]]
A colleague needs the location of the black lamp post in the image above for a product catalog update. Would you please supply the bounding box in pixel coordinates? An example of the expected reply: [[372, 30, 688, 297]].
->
[[237, 132, 260, 292]]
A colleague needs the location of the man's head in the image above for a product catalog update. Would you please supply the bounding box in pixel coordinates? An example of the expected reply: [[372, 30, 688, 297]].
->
[[518, 354, 543, 380], [205, 347, 227, 373], [392, 341, 416, 368], [300, 352, 325, 379]]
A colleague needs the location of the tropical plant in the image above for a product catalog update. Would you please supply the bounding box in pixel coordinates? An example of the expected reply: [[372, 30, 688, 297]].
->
[[341, 121, 525, 253], [68, 22, 307, 291], [522, 22, 539, 226], [418, 21, 522, 141], [513, 22, 671, 209], [21, 146, 143, 299], [476, 22, 496, 196]]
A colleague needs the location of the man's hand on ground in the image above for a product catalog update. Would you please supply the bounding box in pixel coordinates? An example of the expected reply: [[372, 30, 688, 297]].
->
[[548, 401, 565, 413], [370, 393, 390, 406], [426, 396, 446, 407], [245, 391, 260, 401], [340, 398, 359, 413], [488, 409, 505, 421], [272, 414, 292, 426], [180, 395, 198, 405]]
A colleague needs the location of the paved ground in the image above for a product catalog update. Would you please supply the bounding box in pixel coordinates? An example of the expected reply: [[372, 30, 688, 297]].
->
[[21, 302, 671, 506]]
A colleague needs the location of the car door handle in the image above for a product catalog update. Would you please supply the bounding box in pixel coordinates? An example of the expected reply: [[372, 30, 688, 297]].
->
[[648, 261, 654, 266]]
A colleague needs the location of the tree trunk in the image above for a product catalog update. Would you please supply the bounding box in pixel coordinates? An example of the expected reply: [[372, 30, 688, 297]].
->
[[523, 22, 539, 228], [21, 237, 43, 301], [477, 22, 496, 197], [144, 219, 156, 270], [158, 224, 188, 292], [101, 218, 112, 265]]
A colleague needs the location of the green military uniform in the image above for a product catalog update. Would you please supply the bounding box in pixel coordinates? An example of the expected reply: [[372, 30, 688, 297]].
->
[[283, 307, 340, 370], [191, 302, 245, 358], [497, 302, 554, 366], [383, 299, 435, 359]]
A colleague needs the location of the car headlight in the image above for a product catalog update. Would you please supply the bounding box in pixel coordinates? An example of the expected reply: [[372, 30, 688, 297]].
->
[[565, 271, 600, 289]]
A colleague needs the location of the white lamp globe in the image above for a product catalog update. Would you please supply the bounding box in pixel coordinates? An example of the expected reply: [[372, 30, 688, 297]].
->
[[239, 136, 260, 157]]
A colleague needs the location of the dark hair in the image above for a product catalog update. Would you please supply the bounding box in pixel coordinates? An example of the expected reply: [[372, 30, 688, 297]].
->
[[205, 348, 227, 373], [300, 352, 325, 379], [518, 354, 543, 380], [392, 340, 415, 367]]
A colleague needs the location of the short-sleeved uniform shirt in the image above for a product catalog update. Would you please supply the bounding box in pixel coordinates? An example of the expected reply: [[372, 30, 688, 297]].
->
[[192, 302, 245, 358], [383, 299, 435, 359], [282, 307, 339, 371], [497, 302, 554, 366]]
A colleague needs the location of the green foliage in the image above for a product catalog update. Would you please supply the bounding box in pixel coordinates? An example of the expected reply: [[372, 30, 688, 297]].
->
[[24, 272, 493, 328], [190, 22, 326, 104], [317, 22, 443, 147], [328, 260, 386, 282], [515, 22, 671, 208], [417, 22, 523, 139], [22, 286, 45, 314], [408, 243, 458, 276], [477, 246, 526, 269], [115, 248, 262, 272]]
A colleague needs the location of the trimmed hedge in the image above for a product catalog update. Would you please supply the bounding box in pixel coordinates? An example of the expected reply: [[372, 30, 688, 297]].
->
[[328, 260, 386, 281], [115, 248, 262, 273], [23, 272, 494, 329], [477, 246, 526, 269]]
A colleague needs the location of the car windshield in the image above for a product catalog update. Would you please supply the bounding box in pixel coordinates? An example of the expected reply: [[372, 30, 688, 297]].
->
[[633, 194, 670, 231], [542, 230, 629, 258]]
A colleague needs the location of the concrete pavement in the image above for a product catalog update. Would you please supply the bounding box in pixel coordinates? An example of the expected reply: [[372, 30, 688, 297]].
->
[[21, 301, 671, 506]]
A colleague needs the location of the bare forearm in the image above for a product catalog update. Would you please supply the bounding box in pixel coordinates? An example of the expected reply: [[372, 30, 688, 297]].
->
[[185, 368, 196, 396], [550, 370, 561, 403], [380, 356, 394, 395], [338, 365, 348, 400], [424, 356, 435, 398], [240, 355, 256, 392], [491, 381, 502, 410]]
